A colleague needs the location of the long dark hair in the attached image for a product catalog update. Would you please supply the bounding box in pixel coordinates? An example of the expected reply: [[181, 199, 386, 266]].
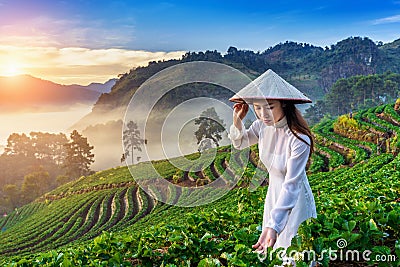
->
[[282, 101, 314, 157]]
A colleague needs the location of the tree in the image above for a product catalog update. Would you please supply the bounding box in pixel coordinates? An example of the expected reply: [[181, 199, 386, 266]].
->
[[325, 78, 353, 115], [194, 107, 225, 147], [304, 72, 400, 124], [0, 132, 69, 208], [56, 175, 72, 186], [64, 130, 94, 178], [304, 100, 328, 126], [383, 80, 398, 103], [2, 184, 20, 210], [123, 121, 145, 165], [30, 132, 67, 165], [21, 168, 51, 202], [4, 133, 34, 157]]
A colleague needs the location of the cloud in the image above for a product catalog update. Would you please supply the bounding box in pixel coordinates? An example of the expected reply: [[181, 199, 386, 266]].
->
[[372, 14, 400, 25], [0, 45, 186, 85], [0, 14, 137, 49], [0, 13, 186, 85]]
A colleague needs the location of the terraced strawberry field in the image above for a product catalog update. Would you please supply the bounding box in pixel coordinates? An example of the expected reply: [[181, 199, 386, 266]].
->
[[0, 103, 399, 266]]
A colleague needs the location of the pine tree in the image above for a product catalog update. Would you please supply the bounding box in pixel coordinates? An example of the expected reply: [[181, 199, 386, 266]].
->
[[123, 121, 145, 165], [64, 130, 94, 178]]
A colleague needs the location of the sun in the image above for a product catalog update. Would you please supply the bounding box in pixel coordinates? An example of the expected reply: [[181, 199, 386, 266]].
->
[[1, 63, 24, 77]]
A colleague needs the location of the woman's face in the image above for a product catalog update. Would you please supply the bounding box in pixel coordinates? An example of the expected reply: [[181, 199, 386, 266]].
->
[[253, 99, 285, 126]]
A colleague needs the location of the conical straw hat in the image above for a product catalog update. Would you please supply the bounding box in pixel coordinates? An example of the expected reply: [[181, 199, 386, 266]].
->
[[229, 69, 312, 104]]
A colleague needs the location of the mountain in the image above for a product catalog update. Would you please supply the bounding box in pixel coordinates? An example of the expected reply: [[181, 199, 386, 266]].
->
[[81, 78, 117, 93], [72, 36, 400, 130], [67, 36, 400, 171], [0, 75, 115, 112]]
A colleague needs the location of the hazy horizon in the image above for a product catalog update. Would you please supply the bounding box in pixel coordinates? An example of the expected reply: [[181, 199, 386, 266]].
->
[[0, 104, 92, 151]]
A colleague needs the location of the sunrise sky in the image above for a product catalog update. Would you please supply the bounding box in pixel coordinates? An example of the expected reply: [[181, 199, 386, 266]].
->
[[1, 0, 400, 85]]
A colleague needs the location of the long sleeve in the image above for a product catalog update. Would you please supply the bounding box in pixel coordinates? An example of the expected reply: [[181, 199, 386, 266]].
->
[[228, 120, 260, 150], [265, 135, 310, 234]]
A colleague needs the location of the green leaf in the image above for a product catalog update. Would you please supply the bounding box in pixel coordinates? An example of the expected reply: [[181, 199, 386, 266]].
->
[[168, 235, 183, 242], [56, 252, 64, 262], [395, 240, 400, 258], [341, 232, 361, 245], [234, 244, 246, 252], [229, 258, 247, 267], [327, 233, 342, 241], [348, 220, 356, 232], [372, 246, 391, 255], [62, 257, 72, 267], [369, 218, 379, 232], [198, 258, 221, 267], [201, 233, 213, 241], [388, 210, 400, 228], [312, 237, 324, 254]]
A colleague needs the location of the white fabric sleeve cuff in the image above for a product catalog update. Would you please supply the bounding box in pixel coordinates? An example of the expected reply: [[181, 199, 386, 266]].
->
[[228, 124, 244, 140], [265, 220, 283, 234]]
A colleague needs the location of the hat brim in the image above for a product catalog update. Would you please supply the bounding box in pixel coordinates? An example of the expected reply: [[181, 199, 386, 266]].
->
[[229, 69, 313, 105], [229, 96, 312, 104]]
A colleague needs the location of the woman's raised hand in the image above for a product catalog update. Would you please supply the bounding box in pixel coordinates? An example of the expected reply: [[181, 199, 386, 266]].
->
[[233, 102, 249, 130]]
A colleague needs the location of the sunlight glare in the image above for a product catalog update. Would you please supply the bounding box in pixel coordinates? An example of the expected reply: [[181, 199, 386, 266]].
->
[[1, 63, 24, 77]]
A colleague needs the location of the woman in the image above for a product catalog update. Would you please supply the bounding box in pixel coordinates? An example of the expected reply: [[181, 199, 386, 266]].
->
[[229, 69, 317, 252]]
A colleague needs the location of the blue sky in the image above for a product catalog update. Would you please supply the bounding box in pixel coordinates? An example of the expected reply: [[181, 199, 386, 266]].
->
[[2, 0, 400, 51], [0, 0, 400, 84]]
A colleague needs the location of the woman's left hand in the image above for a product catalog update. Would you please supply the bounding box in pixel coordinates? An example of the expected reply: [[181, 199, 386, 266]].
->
[[252, 227, 277, 252]]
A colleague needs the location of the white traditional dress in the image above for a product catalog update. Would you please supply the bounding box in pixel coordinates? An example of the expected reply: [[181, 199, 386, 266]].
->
[[229, 116, 317, 249]]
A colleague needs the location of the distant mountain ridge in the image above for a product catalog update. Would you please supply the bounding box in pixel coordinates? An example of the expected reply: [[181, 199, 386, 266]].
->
[[79, 79, 117, 93], [73, 36, 400, 131], [0, 75, 116, 112]]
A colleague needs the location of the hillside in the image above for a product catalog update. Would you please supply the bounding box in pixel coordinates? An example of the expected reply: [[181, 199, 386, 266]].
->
[[305, 71, 400, 124], [0, 103, 399, 266], [68, 37, 400, 171], [0, 75, 115, 112], [66, 37, 400, 172], [72, 36, 400, 131]]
